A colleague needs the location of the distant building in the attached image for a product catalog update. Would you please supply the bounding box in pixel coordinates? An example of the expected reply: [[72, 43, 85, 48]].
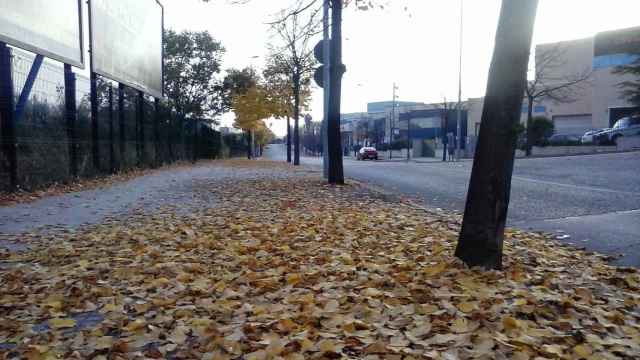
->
[[340, 101, 468, 151], [468, 26, 640, 138]]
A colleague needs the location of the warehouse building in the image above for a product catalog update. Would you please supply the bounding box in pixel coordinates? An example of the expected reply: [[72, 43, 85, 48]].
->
[[468, 26, 640, 138]]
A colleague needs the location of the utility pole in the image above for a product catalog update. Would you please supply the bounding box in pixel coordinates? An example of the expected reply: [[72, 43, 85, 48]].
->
[[456, 0, 464, 161], [406, 116, 411, 161], [327, 0, 344, 184], [322, 0, 330, 178]]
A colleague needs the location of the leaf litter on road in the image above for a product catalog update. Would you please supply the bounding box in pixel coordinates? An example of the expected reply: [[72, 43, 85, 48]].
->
[[0, 160, 638, 359]]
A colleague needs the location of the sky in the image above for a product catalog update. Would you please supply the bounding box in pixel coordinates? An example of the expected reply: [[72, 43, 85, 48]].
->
[[162, 0, 640, 136]]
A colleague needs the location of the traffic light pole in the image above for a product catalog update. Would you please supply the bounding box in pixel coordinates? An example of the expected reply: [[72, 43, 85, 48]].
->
[[322, 0, 330, 179]]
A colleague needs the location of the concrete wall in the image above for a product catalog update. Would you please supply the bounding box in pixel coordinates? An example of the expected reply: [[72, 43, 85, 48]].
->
[[515, 145, 617, 157], [592, 68, 638, 128], [617, 136, 640, 151], [535, 39, 594, 122]]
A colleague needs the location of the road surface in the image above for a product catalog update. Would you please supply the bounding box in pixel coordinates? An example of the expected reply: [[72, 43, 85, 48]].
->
[[266, 144, 640, 267]]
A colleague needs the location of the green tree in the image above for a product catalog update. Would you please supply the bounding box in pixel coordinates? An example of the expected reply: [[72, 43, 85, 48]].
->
[[528, 116, 554, 146], [164, 30, 226, 122], [613, 55, 640, 106], [223, 67, 259, 110]]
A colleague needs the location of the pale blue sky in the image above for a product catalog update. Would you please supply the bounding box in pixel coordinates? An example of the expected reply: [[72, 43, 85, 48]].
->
[[163, 0, 640, 135]]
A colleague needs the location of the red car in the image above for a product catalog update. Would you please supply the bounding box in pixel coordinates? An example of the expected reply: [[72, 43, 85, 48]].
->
[[357, 147, 378, 160]]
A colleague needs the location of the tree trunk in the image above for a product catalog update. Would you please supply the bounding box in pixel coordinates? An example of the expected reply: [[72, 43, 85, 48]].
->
[[246, 130, 252, 159], [442, 112, 448, 162], [525, 97, 534, 156], [328, 0, 344, 184], [455, 0, 539, 270], [293, 71, 301, 166], [286, 116, 292, 163]]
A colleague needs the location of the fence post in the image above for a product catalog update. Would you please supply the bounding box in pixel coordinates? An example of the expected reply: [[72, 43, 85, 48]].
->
[[154, 98, 160, 167], [0, 43, 17, 190], [108, 85, 115, 173], [64, 64, 78, 178], [118, 83, 125, 170], [90, 71, 100, 171], [137, 90, 144, 167]]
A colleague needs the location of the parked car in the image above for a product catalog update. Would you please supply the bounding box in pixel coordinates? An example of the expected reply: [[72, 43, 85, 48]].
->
[[357, 147, 378, 160], [595, 115, 640, 145], [581, 128, 608, 144], [548, 134, 581, 146]]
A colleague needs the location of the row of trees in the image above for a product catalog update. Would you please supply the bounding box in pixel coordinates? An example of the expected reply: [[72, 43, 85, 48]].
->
[[163, 30, 279, 156]]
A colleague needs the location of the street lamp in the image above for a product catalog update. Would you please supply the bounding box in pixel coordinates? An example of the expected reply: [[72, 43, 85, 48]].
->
[[456, 0, 464, 161], [390, 83, 398, 159]]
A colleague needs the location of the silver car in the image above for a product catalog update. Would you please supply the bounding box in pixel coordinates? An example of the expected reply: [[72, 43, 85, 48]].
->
[[596, 115, 640, 145], [581, 129, 607, 144]]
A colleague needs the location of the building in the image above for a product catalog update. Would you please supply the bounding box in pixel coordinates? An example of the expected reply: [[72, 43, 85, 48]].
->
[[340, 101, 469, 153], [467, 26, 640, 138]]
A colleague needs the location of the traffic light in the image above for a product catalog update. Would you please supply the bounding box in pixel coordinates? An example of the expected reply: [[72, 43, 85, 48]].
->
[[313, 40, 326, 88]]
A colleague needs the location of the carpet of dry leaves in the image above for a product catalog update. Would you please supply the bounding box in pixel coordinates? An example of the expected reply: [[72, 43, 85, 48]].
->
[[1, 160, 639, 360]]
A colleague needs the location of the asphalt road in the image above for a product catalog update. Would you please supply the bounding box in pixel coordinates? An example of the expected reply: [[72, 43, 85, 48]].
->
[[266, 144, 640, 267]]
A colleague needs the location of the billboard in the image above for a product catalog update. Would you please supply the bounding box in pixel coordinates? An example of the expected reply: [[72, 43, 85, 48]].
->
[[0, 0, 84, 67], [89, 0, 163, 98]]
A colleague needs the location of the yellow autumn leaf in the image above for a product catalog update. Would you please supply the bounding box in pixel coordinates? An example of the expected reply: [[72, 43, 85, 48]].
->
[[541, 344, 565, 357], [286, 273, 302, 286], [513, 298, 528, 306], [423, 262, 447, 277], [318, 339, 336, 353], [450, 317, 470, 333], [123, 319, 146, 332], [457, 301, 477, 313], [573, 344, 592, 357], [48, 318, 76, 329], [420, 304, 440, 314], [502, 316, 520, 331]]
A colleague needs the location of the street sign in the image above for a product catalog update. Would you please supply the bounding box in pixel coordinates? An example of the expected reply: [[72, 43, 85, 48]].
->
[[0, 0, 84, 67], [89, 0, 164, 98]]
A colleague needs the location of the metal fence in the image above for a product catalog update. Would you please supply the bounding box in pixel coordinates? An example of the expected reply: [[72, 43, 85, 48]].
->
[[0, 48, 242, 192]]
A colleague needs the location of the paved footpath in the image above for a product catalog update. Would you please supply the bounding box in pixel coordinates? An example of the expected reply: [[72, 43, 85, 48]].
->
[[0, 162, 296, 250]]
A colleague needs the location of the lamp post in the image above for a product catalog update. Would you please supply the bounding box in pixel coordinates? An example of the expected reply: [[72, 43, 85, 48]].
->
[[389, 83, 398, 159], [456, 0, 464, 161]]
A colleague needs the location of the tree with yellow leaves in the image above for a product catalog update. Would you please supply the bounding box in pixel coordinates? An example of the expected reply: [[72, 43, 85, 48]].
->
[[263, 49, 314, 164], [231, 85, 277, 158]]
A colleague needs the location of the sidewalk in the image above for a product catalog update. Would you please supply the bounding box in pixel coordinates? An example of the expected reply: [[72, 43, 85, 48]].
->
[[1, 160, 638, 359]]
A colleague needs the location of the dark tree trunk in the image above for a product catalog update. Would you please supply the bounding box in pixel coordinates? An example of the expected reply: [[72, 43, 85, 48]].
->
[[525, 97, 534, 156], [286, 116, 292, 163], [455, 0, 539, 270], [293, 71, 301, 166], [246, 130, 252, 159], [118, 84, 125, 170], [328, 0, 344, 184]]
